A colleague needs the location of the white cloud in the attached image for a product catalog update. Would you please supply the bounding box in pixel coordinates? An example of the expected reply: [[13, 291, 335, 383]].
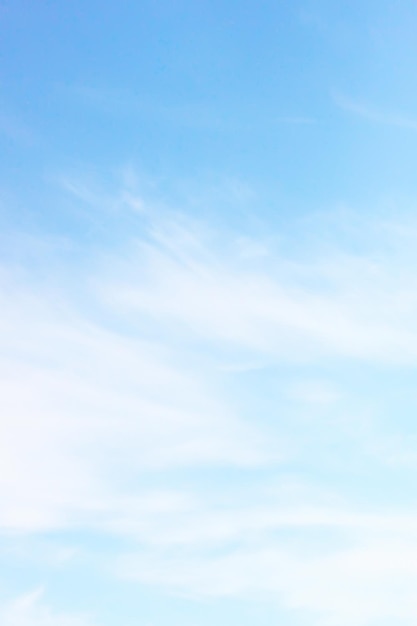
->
[[0, 250, 268, 532], [2, 197, 417, 539], [334, 93, 417, 130], [97, 211, 417, 364], [117, 503, 417, 625], [4, 181, 417, 624], [285, 379, 342, 405], [0, 589, 92, 626]]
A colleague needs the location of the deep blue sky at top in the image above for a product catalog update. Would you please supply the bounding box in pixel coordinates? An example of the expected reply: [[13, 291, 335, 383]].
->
[[2, 0, 417, 229]]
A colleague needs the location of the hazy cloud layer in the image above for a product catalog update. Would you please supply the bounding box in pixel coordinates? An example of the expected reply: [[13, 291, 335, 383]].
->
[[2, 177, 417, 624]]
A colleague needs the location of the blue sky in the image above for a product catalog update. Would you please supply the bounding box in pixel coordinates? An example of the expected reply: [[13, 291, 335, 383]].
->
[[2, 1, 417, 625]]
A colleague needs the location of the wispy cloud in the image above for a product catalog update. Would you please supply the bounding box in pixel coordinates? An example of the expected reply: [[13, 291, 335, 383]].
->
[[97, 208, 417, 364], [334, 93, 417, 130], [63, 84, 317, 131], [119, 531, 417, 625], [112, 475, 417, 624], [0, 206, 272, 532], [0, 589, 93, 626], [4, 174, 417, 624], [0, 306, 267, 531]]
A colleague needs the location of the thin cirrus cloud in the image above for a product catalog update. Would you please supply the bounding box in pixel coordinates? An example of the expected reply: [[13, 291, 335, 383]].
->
[[96, 203, 417, 365], [0, 269, 267, 532], [118, 535, 417, 626], [334, 92, 417, 130], [4, 177, 417, 624], [5, 2, 417, 624], [0, 588, 92, 626], [64, 83, 316, 132]]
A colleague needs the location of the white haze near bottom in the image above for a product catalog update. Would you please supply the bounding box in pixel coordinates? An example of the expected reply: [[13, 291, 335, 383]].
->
[[2, 188, 417, 625]]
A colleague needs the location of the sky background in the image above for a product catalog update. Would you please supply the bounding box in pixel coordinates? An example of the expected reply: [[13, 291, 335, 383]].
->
[[2, 1, 417, 625]]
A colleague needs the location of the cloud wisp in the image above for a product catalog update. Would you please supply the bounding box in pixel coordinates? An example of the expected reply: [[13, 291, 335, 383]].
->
[[0, 589, 93, 626], [334, 93, 417, 130], [96, 207, 417, 365], [4, 178, 417, 624]]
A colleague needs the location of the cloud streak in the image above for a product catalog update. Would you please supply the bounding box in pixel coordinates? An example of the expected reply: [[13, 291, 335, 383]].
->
[[97, 208, 417, 365], [4, 177, 417, 624], [335, 93, 417, 130], [0, 589, 93, 626]]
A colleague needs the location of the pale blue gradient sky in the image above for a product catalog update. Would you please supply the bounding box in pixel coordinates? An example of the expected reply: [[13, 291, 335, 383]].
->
[[2, 2, 417, 625]]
